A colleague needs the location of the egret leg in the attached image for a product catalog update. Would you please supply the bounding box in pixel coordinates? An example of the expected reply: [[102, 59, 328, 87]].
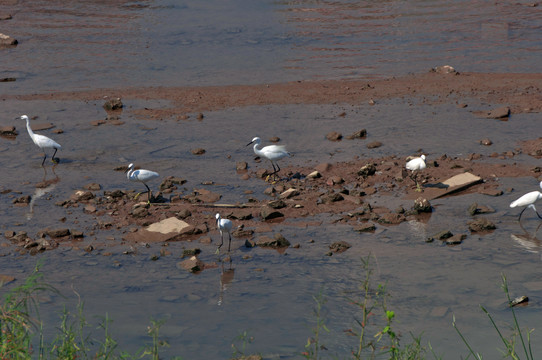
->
[[216, 232, 224, 254], [227, 233, 232, 252], [529, 204, 542, 220], [517, 207, 527, 221], [51, 148, 59, 164], [41, 153, 47, 167], [144, 183, 153, 203]]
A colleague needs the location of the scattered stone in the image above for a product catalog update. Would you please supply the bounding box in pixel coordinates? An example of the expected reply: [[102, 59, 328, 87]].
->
[[468, 217, 496, 232], [70, 190, 95, 202], [366, 141, 382, 149], [182, 248, 201, 258], [230, 210, 253, 220], [346, 129, 367, 139], [0, 274, 15, 287], [353, 223, 376, 233], [445, 234, 466, 245], [71, 230, 84, 238], [307, 171, 321, 179], [46, 228, 70, 238], [191, 148, 206, 155], [255, 233, 290, 248], [431, 65, 457, 74], [377, 213, 405, 225], [326, 176, 344, 185], [326, 131, 342, 141], [358, 163, 376, 177], [83, 183, 101, 191], [0, 126, 17, 136], [0, 33, 17, 46], [279, 188, 300, 199], [328, 241, 351, 254], [480, 138, 493, 146], [236, 161, 248, 171], [486, 106, 510, 119], [160, 177, 187, 190], [103, 97, 123, 111], [433, 230, 453, 241], [509, 295, 529, 307], [413, 197, 432, 213], [269, 136, 280, 142], [12, 195, 30, 204], [267, 199, 286, 209], [131, 206, 149, 218], [197, 113, 204, 120], [176, 208, 192, 219], [260, 206, 284, 221], [478, 188, 503, 196], [178, 256, 204, 273], [84, 205, 97, 214], [314, 163, 332, 173], [322, 193, 344, 204]]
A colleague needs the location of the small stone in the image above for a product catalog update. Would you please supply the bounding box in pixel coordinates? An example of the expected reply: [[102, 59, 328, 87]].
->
[[322, 193, 344, 204], [268, 199, 286, 209], [329, 241, 351, 254], [307, 171, 322, 179], [445, 234, 466, 245], [480, 138, 493, 146], [358, 163, 376, 177], [353, 223, 376, 232], [279, 188, 299, 199], [367, 141, 382, 149], [46, 228, 70, 238], [191, 148, 206, 155], [176, 208, 192, 219], [132, 207, 149, 218], [0, 126, 17, 136], [71, 190, 95, 202], [486, 106, 510, 119], [432, 65, 457, 74], [0, 33, 17, 46], [326, 131, 342, 141], [178, 256, 204, 273], [413, 197, 432, 213], [468, 217, 496, 232], [260, 206, 284, 221], [83, 183, 101, 191], [236, 161, 248, 171], [326, 176, 344, 186], [12, 195, 31, 204], [103, 97, 123, 111], [314, 163, 332, 173], [345, 129, 367, 140]]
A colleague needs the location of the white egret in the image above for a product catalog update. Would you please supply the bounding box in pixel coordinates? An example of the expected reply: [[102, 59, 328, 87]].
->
[[125, 163, 159, 201], [247, 136, 291, 181], [19, 115, 61, 166], [405, 154, 426, 191], [215, 213, 233, 253], [510, 181, 542, 221]]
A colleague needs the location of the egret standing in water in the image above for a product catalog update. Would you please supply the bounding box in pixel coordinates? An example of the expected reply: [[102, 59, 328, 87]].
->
[[405, 154, 426, 191], [125, 163, 159, 201], [247, 136, 291, 181], [510, 181, 542, 221], [215, 213, 233, 253], [19, 115, 61, 166]]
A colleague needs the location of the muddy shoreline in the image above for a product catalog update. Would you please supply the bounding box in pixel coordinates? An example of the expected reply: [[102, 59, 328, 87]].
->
[[4, 71, 542, 257]]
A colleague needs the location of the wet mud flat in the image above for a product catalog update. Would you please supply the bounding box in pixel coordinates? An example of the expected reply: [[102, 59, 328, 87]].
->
[[2, 71, 542, 358]]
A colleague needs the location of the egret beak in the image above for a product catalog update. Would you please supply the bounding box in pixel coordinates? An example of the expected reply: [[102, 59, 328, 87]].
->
[[246, 141, 254, 147]]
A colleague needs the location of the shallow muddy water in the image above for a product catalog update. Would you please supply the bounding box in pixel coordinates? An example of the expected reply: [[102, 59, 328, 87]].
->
[[2, 0, 542, 359]]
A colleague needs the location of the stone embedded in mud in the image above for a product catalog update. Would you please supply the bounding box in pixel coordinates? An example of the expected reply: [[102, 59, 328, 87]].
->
[[176, 208, 192, 219], [307, 171, 322, 179], [267, 199, 286, 209], [182, 248, 201, 258], [377, 213, 405, 225], [353, 223, 376, 233], [131, 206, 149, 218], [0, 33, 17, 46], [236, 161, 248, 171], [279, 188, 299, 199], [326, 176, 344, 186], [486, 106, 510, 119], [326, 131, 342, 141], [83, 183, 101, 191], [178, 256, 204, 273], [191, 148, 206, 155], [46, 228, 70, 238], [480, 138, 493, 146], [345, 129, 367, 140], [256, 233, 290, 248], [367, 141, 383, 149], [468, 217, 496, 232], [433, 230, 453, 241], [71, 190, 95, 202], [431, 65, 457, 74], [0, 126, 17, 136], [328, 241, 351, 254], [260, 206, 284, 221], [413, 197, 432, 213], [103, 97, 123, 111], [314, 163, 332, 173], [322, 192, 344, 204], [12, 195, 31, 205], [230, 210, 253, 220], [146, 217, 191, 234], [160, 176, 187, 191], [104, 189, 125, 198], [445, 234, 466, 245], [357, 163, 376, 177]]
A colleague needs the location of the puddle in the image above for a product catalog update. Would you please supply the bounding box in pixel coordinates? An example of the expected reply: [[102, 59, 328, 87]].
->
[[1, 0, 542, 358]]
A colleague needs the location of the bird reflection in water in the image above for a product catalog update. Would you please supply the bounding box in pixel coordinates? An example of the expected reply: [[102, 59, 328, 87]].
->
[[27, 165, 60, 220], [217, 258, 235, 306], [511, 222, 542, 260]]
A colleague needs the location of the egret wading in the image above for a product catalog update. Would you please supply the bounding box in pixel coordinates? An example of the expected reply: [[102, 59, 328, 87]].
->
[[247, 136, 291, 181], [510, 181, 542, 221], [405, 154, 426, 191], [125, 163, 159, 201], [215, 213, 233, 253], [19, 115, 61, 166]]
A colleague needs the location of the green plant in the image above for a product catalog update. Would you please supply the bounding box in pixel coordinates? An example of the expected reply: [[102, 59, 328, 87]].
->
[[231, 330, 255, 359], [302, 289, 330, 360], [454, 273, 534, 360]]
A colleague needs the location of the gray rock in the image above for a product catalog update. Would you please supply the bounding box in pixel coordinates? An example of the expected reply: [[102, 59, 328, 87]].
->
[[486, 106, 510, 119], [468, 217, 496, 232], [413, 197, 432, 213], [445, 234, 466, 245], [267, 199, 286, 209], [346, 129, 367, 139], [328, 241, 351, 254], [353, 223, 376, 232], [103, 97, 123, 111], [260, 206, 284, 221], [46, 228, 70, 238], [358, 163, 376, 177], [326, 131, 342, 141]]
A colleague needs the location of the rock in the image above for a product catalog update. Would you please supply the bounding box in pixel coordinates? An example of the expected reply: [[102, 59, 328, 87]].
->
[[160, 176, 187, 190], [146, 217, 192, 234], [307, 171, 322, 179], [358, 163, 376, 177], [84, 205, 97, 214], [176, 208, 192, 219], [256, 233, 290, 248], [260, 206, 284, 221], [236, 161, 248, 171], [83, 183, 101, 191], [267, 199, 286, 209], [326, 131, 342, 141], [12, 195, 30, 204], [229, 210, 253, 220], [468, 217, 496, 232], [366, 141, 382, 149], [433, 230, 453, 241], [431, 65, 457, 74], [279, 188, 299, 199], [103, 97, 123, 111], [0, 126, 17, 136], [191, 148, 206, 155], [179, 256, 204, 273], [345, 129, 367, 139], [353, 223, 376, 233], [0, 33, 17, 46], [104, 189, 125, 198], [509, 295, 528, 307], [181, 248, 201, 258], [486, 106, 510, 119], [480, 138, 493, 146], [0, 274, 16, 287], [377, 213, 405, 225], [185, 188, 221, 203], [314, 163, 332, 173], [46, 228, 70, 238], [413, 197, 432, 213], [326, 176, 344, 186], [322, 193, 344, 204], [445, 234, 466, 245], [328, 241, 351, 254], [269, 136, 280, 143], [131, 206, 149, 218], [70, 190, 95, 202], [71, 230, 84, 238]]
